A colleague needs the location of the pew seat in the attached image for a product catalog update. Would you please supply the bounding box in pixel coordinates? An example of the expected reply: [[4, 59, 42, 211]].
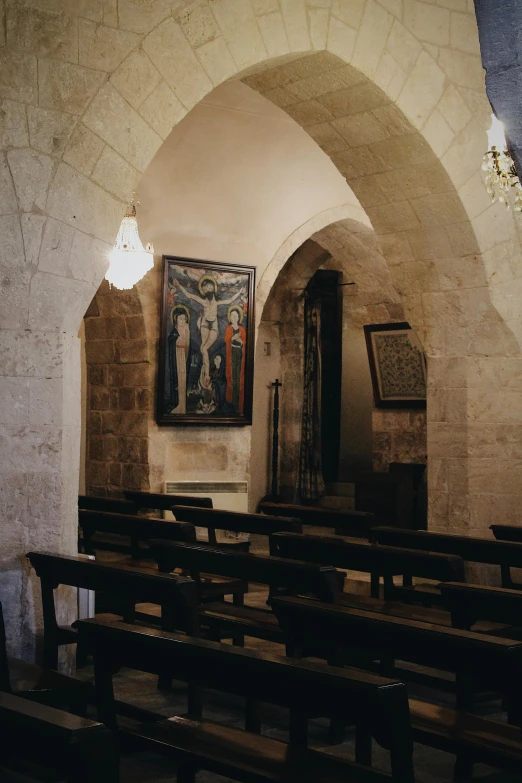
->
[[129, 715, 394, 783], [409, 698, 522, 775]]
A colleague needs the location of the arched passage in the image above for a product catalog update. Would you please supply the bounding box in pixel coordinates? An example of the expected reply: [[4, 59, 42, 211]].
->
[[257, 216, 427, 499], [3, 1, 522, 654]]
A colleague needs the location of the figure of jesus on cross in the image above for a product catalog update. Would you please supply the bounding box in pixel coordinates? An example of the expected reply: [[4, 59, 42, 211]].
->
[[173, 274, 242, 389]]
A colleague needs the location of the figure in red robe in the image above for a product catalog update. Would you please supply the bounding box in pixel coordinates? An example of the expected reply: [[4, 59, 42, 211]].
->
[[224, 306, 246, 414]]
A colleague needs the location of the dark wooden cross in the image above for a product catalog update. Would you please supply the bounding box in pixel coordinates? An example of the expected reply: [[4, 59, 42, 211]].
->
[[271, 379, 283, 500]]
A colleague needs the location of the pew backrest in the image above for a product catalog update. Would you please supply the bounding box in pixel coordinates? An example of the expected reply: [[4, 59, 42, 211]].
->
[[373, 526, 522, 568], [271, 532, 465, 597], [124, 491, 213, 512], [441, 581, 522, 630], [259, 501, 374, 537], [271, 595, 522, 717], [78, 495, 137, 515], [0, 603, 11, 691], [76, 616, 414, 781], [170, 505, 302, 545], [150, 540, 341, 603], [78, 509, 196, 557], [491, 524, 522, 544], [0, 691, 118, 783], [27, 551, 200, 635]]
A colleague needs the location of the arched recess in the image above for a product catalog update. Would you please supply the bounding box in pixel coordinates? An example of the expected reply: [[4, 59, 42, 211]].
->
[[82, 281, 152, 497], [3, 0, 522, 654], [257, 217, 427, 500]]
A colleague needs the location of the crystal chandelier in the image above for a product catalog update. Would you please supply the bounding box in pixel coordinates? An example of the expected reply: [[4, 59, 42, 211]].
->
[[482, 113, 522, 211], [105, 201, 154, 289]]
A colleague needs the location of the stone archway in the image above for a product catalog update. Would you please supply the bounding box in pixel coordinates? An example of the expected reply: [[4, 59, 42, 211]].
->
[[258, 216, 427, 499], [3, 0, 522, 654]]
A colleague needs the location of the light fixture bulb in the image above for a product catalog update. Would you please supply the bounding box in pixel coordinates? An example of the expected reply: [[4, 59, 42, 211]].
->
[[105, 205, 154, 290], [486, 113, 507, 151]]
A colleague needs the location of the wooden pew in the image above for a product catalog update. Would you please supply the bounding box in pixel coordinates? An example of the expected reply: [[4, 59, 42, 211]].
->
[[441, 581, 522, 632], [76, 616, 415, 783], [123, 491, 252, 551], [271, 532, 465, 603], [78, 509, 196, 559], [78, 510, 245, 604], [0, 602, 89, 715], [124, 490, 212, 513], [259, 501, 375, 537], [26, 552, 200, 669], [170, 505, 302, 554], [373, 526, 522, 591], [272, 595, 522, 777], [78, 494, 137, 515], [150, 539, 342, 645], [0, 691, 118, 783]]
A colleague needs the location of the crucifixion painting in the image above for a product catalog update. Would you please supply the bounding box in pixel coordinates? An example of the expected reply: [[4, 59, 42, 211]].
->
[[157, 256, 255, 425]]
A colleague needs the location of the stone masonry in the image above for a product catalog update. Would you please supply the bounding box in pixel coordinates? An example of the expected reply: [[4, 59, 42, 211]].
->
[[2, 0, 522, 655], [84, 281, 151, 497]]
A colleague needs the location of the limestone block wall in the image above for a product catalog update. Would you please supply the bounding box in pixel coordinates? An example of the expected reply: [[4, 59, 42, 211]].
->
[[372, 410, 427, 472], [83, 281, 152, 497]]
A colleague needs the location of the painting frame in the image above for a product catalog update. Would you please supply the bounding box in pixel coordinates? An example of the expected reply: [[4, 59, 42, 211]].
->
[[156, 256, 256, 426], [363, 322, 426, 410]]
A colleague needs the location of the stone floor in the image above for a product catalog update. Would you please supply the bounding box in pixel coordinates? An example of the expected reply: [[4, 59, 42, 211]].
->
[[80, 536, 520, 782]]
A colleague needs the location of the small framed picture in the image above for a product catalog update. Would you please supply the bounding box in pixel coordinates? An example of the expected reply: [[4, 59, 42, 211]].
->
[[364, 322, 426, 409], [157, 256, 255, 425]]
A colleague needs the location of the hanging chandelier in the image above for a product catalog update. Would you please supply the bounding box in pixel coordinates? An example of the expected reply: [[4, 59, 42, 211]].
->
[[105, 202, 154, 290], [482, 113, 522, 211]]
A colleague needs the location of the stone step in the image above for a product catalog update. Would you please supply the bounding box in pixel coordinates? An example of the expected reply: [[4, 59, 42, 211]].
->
[[324, 482, 355, 497], [318, 495, 355, 511]]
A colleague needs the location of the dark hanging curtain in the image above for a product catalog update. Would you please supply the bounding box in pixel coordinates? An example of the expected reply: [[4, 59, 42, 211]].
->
[[297, 296, 325, 502]]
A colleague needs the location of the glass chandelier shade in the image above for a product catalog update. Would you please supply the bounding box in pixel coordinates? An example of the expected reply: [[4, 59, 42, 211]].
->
[[482, 113, 522, 212], [105, 205, 154, 290]]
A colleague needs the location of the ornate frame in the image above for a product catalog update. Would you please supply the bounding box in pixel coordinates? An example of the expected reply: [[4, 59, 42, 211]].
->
[[157, 256, 255, 425], [363, 322, 426, 409]]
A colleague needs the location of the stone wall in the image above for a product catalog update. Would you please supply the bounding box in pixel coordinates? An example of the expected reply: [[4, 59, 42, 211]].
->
[[84, 281, 152, 497], [372, 410, 427, 472]]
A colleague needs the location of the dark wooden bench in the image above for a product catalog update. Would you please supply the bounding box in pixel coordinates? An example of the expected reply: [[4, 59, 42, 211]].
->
[[0, 602, 89, 715], [259, 501, 375, 537], [79, 509, 196, 559], [441, 581, 522, 633], [76, 616, 415, 783], [271, 532, 465, 603], [124, 490, 213, 513], [150, 539, 341, 645], [26, 552, 200, 669], [79, 494, 137, 515], [272, 595, 522, 778], [78, 510, 245, 603], [0, 691, 118, 783], [170, 505, 302, 554], [123, 491, 250, 551], [373, 526, 522, 591]]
